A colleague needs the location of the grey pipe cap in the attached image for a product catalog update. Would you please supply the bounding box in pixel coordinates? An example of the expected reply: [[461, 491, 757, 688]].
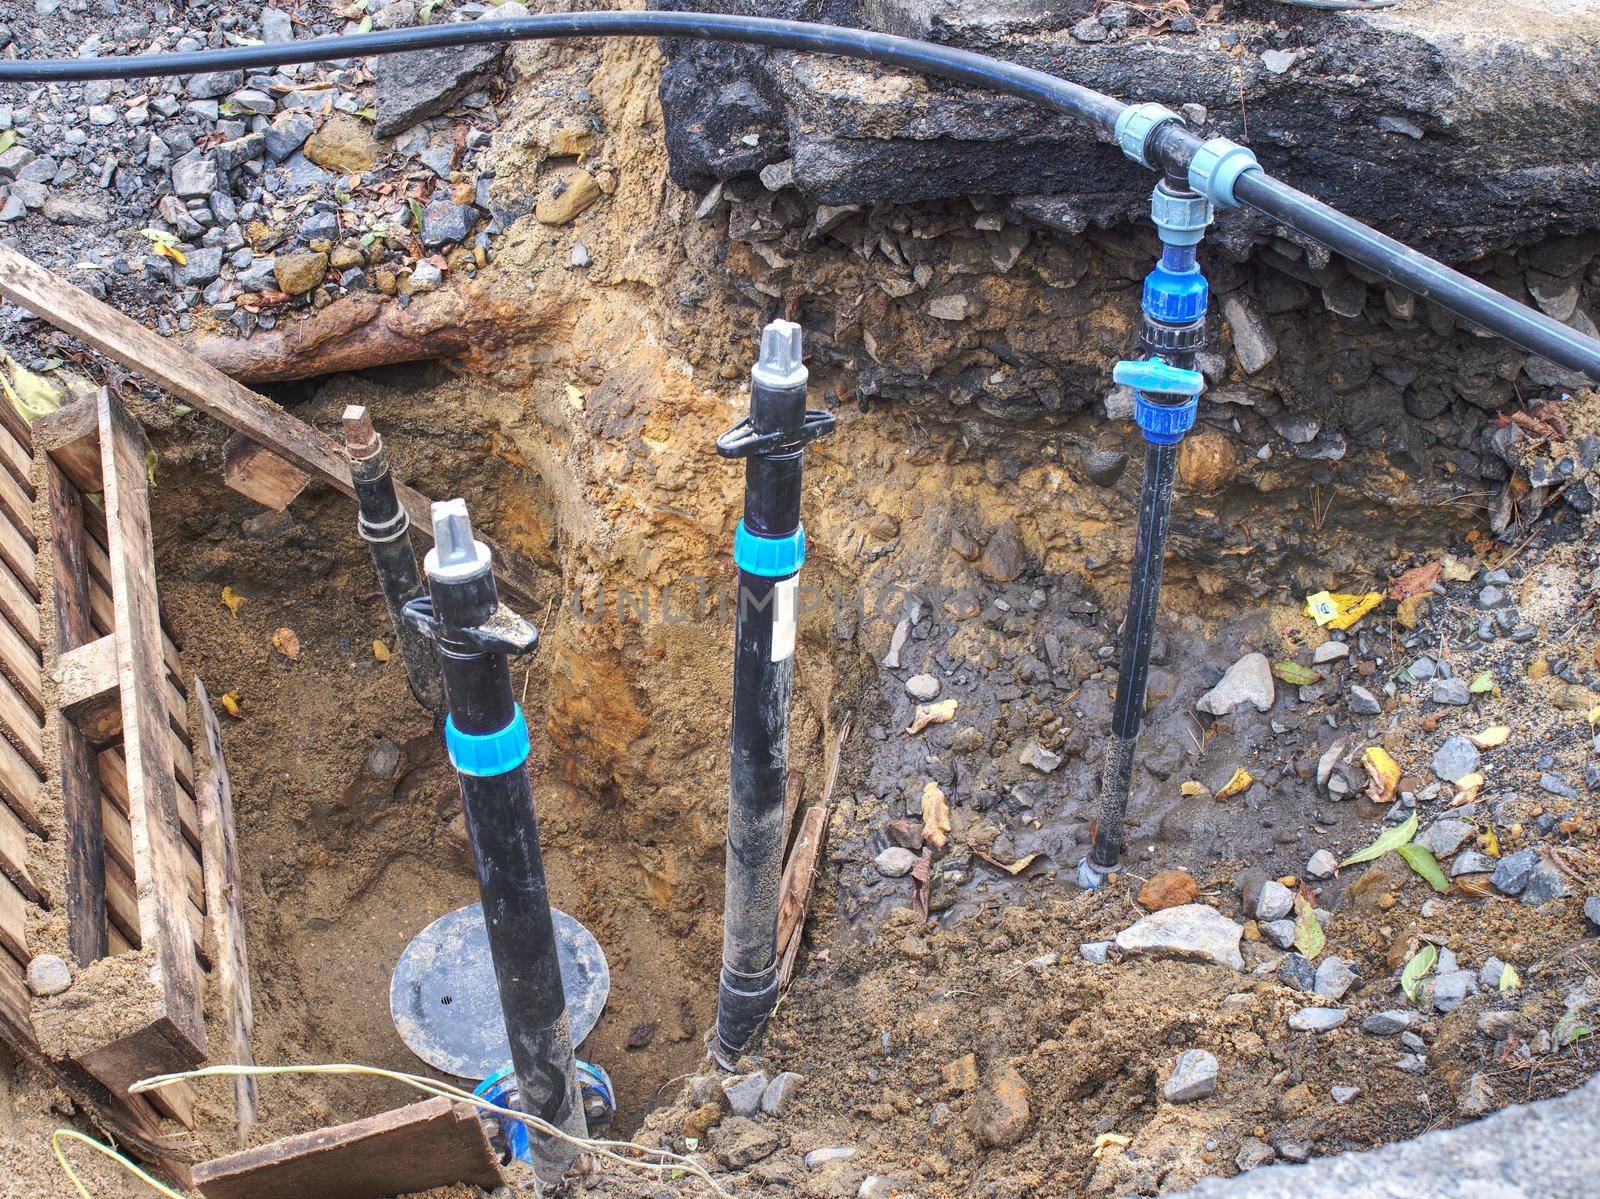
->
[[752, 318, 807, 390]]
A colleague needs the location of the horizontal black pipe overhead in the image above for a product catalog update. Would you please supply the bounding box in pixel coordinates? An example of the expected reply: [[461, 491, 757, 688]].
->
[[3, 11, 1597, 383]]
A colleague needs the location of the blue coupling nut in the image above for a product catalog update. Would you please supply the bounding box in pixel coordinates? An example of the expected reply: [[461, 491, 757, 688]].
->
[[1149, 186, 1213, 247], [445, 706, 530, 777], [1113, 359, 1205, 445], [1187, 137, 1261, 207], [1114, 102, 1181, 169], [734, 520, 805, 578], [1143, 262, 1209, 325]]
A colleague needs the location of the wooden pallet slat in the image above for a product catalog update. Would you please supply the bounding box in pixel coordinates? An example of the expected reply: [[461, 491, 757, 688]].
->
[[97, 389, 206, 1065]]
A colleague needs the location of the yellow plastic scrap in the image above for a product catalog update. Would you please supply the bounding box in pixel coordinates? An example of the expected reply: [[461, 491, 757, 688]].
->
[[1304, 590, 1383, 630]]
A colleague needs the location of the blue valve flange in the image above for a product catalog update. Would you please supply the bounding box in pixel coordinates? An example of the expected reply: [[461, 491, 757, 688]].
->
[[734, 520, 806, 578]]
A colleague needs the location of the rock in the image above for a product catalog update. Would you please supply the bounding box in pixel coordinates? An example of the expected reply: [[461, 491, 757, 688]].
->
[[1451, 850, 1497, 877], [1071, 15, 1108, 42], [1431, 738, 1481, 783], [760, 1071, 803, 1117], [175, 246, 224, 287], [1079, 941, 1112, 964], [1278, 952, 1317, 991], [1585, 896, 1600, 927], [1235, 1137, 1276, 1172], [1431, 678, 1472, 706], [375, 30, 506, 136], [1539, 772, 1580, 800], [713, 1116, 781, 1168], [1479, 957, 1508, 990], [1196, 653, 1274, 716], [535, 168, 602, 225], [682, 1102, 722, 1139], [943, 1053, 979, 1093], [1163, 1049, 1218, 1103], [261, 7, 295, 42], [42, 194, 107, 226], [905, 673, 940, 701], [26, 954, 71, 997], [1306, 849, 1339, 880], [1083, 447, 1128, 486], [882, 619, 909, 669], [979, 520, 1026, 582], [365, 738, 401, 779], [1416, 818, 1474, 857], [1315, 957, 1358, 1001], [1363, 1009, 1420, 1035], [1331, 1084, 1360, 1104], [1262, 919, 1297, 949], [804, 1147, 858, 1169], [1348, 685, 1382, 716], [874, 846, 917, 878], [304, 115, 381, 175], [274, 251, 328, 295], [1313, 641, 1350, 665], [1178, 427, 1243, 493], [1289, 1007, 1348, 1033], [1458, 1072, 1495, 1117], [1018, 740, 1062, 773], [928, 292, 975, 321], [720, 1071, 769, 1118], [405, 262, 443, 294], [171, 151, 218, 199], [1256, 880, 1295, 921], [1521, 859, 1571, 906], [967, 1062, 1031, 1148], [1491, 848, 1540, 895], [1433, 969, 1478, 1012], [1261, 48, 1298, 74], [265, 110, 317, 161], [421, 200, 475, 248], [1114, 904, 1244, 971], [858, 1177, 903, 1199], [1221, 292, 1277, 373], [187, 70, 244, 99], [1139, 869, 1200, 912]]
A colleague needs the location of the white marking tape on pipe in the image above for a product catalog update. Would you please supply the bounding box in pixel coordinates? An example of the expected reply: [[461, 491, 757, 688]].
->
[[771, 576, 798, 662]]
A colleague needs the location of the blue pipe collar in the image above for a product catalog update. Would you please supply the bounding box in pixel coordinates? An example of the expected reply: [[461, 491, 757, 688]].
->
[[445, 706, 530, 777], [1143, 263, 1208, 325], [1135, 394, 1199, 445], [734, 520, 805, 577]]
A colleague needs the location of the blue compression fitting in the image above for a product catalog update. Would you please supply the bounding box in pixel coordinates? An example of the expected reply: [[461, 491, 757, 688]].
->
[[734, 520, 806, 577], [445, 706, 530, 777]]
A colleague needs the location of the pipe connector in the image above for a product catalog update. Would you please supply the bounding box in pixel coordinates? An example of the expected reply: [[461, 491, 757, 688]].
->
[[1114, 102, 1181, 169], [1187, 137, 1261, 208], [753, 318, 807, 390], [425, 498, 492, 586], [1149, 185, 1213, 248], [1075, 856, 1114, 890]]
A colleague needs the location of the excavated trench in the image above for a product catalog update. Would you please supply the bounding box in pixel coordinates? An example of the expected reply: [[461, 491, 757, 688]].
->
[[86, 11, 1600, 1194]]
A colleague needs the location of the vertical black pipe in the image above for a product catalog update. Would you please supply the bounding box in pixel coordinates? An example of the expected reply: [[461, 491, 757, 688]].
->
[[422, 499, 585, 1180], [343, 405, 446, 714], [715, 319, 830, 1066]]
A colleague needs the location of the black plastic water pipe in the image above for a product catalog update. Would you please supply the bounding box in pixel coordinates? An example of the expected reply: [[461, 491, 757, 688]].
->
[[343, 404, 446, 714], [4, 11, 1598, 382], [401, 499, 585, 1181], [712, 320, 833, 1064]]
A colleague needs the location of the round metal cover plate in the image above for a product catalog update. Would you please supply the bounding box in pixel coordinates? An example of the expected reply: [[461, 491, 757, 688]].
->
[[390, 903, 609, 1081]]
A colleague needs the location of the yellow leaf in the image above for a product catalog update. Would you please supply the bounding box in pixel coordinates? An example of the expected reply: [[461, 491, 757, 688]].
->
[[152, 240, 189, 266], [1361, 746, 1402, 801], [1499, 963, 1521, 992], [1395, 593, 1428, 631], [219, 690, 243, 718], [906, 698, 957, 735], [1478, 826, 1500, 857], [1304, 590, 1382, 630], [1180, 780, 1208, 797], [220, 585, 244, 617], [372, 640, 391, 661], [920, 781, 951, 850], [1469, 725, 1510, 749], [1214, 767, 1253, 800], [271, 627, 301, 660], [1589, 706, 1600, 728], [565, 383, 585, 409], [1093, 1133, 1132, 1159]]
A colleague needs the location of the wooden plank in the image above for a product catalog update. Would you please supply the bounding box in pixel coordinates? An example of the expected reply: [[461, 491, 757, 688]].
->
[[33, 395, 101, 494], [191, 1098, 504, 1199], [0, 946, 37, 1054], [46, 455, 108, 964], [97, 390, 205, 1064], [0, 799, 44, 906], [776, 804, 829, 989], [0, 245, 545, 601], [222, 433, 312, 511], [0, 556, 41, 651], [0, 589, 41, 706], [100, 748, 202, 856], [101, 794, 205, 928], [0, 496, 36, 605], [0, 733, 44, 835], [195, 680, 257, 1149], [82, 538, 185, 681], [0, 667, 45, 768], [54, 633, 121, 745], [0, 871, 29, 963], [0, 417, 34, 496], [83, 1049, 198, 1129], [0, 461, 35, 553]]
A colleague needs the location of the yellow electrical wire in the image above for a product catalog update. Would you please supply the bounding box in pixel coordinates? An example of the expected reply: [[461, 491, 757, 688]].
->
[[127, 1062, 734, 1198], [50, 1129, 186, 1199]]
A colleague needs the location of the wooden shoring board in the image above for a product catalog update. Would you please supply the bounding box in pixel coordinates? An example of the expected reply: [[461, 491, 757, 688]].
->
[[194, 679, 257, 1148], [0, 944, 37, 1053], [94, 389, 206, 1066], [0, 244, 543, 601], [191, 1098, 504, 1199]]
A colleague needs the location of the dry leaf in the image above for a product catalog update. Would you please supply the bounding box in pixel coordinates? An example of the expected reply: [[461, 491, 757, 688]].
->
[[1214, 767, 1253, 800], [920, 781, 951, 850], [1589, 705, 1600, 728], [1179, 780, 1209, 797], [219, 690, 243, 718], [1395, 593, 1428, 631], [1388, 561, 1441, 601], [372, 640, 391, 661], [1439, 555, 1477, 583], [221, 585, 244, 617], [1361, 746, 1402, 802], [1478, 826, 1500, 857], [271, 627, 302, 660], [1469, 725, 1510, 749], [977, 851, 1041, 876], [906, 698, 957, 735]]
